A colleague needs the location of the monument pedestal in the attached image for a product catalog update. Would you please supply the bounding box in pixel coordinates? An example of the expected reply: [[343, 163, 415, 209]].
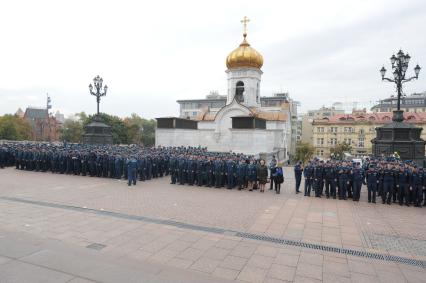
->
[[82, 115, 113, 145], [372, 110, 425, 164]]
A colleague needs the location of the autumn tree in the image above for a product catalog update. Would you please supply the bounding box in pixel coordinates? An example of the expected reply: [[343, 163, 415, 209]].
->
[[0, 114, 31, 140], [330, 142, 352, 160], [295, 142, 315, 164]]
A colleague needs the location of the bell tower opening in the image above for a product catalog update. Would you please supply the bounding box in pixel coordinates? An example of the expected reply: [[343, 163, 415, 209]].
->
[[235, 81, 244, 103]]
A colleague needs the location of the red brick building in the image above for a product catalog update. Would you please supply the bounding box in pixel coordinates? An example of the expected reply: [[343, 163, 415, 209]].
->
[[23, 108, 60, 141]]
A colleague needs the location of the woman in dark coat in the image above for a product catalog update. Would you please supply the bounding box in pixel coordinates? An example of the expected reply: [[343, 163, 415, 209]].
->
[[247, 159, 257, 191], [257, 159, 268, 192]]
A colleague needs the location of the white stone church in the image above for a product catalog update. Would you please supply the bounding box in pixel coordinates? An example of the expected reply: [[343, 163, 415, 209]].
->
[[156, 20, 292, 160]]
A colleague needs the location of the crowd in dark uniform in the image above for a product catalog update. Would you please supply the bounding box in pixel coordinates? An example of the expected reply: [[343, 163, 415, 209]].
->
[[294, 158, 426, 207], [0, 142, 284, 193], [0, 142, 287, 192], [0, 142, 208, 185], [168, 153, 283, 192]]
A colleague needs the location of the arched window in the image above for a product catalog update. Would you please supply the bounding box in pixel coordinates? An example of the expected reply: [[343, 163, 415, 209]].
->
[[235, 81, 244, 103]]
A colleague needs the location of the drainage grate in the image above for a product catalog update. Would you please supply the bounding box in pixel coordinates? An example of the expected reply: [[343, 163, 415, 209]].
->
[[1, 196, 425, 269], [86, 243, 106, 250]]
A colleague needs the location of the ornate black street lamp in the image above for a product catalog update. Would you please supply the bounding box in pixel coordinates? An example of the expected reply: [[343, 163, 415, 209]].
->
[[372, 50, 424, 163], [379, 50, 421, 121], [89, 75, 108, 115], [82, 75, 113, 144]]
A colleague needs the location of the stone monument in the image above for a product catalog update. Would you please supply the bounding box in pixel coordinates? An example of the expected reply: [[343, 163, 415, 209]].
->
[[372, 50, 424, 163], [82, 75, 113, 145]]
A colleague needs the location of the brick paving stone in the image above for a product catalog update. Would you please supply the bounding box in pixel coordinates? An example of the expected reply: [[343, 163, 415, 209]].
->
[[165, 240, 192, 252], [0, 255, 12, 265], [67, 278, 97, 283], [215, 238, 240, 250], [323, 260, 350, 277], [246, 254, 275, 269], [279, 246, 302, 256], [190, 256, 221, 273], [191, 238, 218, 250], [254, 245, 279, 257], [124, 249, 153, 261], [237, 265, 268, 283], [263, 277, 290, 283], [348, 259, 376, 276], [399, 266, 426, 283], [322, 273, 351, 283], [230, 243, 257, 258], [166, 257, 193, 269], [274, 253, 299, 267], [219, 255, 247, 271], [294, 275, 322, 283], [350, 272, 379, 283], [375, 269, 406, 283], [299, 252, 324, 266], [296, 262, 323, 281], [267, 263, 296, 281], [139, 240, 169, 253], [176, 247, 204, 261], [203, 246, 230, 260], [180, 232, 204, 243], [212, 267, 240, 280], [149, 248, 179, 264]]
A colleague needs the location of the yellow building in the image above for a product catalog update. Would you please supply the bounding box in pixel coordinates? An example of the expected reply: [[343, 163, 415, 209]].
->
[[312, 109, 426, 158]]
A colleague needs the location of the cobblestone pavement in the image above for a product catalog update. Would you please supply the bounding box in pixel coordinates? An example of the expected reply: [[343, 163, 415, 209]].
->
[[0, 167, 425, 283]]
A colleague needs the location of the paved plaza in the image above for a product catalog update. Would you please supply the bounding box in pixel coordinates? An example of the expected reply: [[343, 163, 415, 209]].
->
[[0, 167, 425, 283]]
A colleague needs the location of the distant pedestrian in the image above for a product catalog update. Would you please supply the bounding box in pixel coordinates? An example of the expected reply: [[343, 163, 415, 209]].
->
[[294, 161, 303, 194], [257, 159, 268, 193], [273, 164, 284, 194], [269, 155, 277, 191], [127, 156, 138, 186], [247, 159, 257, 191]]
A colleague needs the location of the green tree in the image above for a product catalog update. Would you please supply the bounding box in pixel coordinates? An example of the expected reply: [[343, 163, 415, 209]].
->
[[60, 118, 84, 143], [124, 113, 156, 146], [141, 118, 156, 147], [60, 112, 156, 145], [330, 142, 352, 160], [0, 114, 31, 140], [295, 142, 314, 164]]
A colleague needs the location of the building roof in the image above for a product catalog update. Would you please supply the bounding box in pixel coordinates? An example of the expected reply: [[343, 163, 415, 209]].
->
[[15, 108, 24, 118], [371, 92, 426, 110], [24, 108, 48, 119], [177, 95, 290, 104], [250, 108, 287, 121], [313, 111, 426, 124]]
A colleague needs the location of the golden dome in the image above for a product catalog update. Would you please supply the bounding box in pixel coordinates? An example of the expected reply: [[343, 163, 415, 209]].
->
[[226, 34, 263, 70]]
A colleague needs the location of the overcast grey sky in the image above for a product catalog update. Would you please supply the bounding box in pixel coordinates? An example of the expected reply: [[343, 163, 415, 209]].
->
[[0, 0, 425, 118]]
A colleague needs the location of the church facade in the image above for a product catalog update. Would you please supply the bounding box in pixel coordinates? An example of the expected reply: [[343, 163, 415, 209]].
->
[[156, 21, 291, 161]]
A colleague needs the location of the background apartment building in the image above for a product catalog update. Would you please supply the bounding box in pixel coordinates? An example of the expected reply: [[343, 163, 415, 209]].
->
[[312, 109, 426, 157]]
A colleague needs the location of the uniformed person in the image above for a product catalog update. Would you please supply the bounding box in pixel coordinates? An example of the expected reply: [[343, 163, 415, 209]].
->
[[365, 164, 379, 203], [294, 161, 303, 194], [352, 162, 364, 202], [303, 162, 313, 196]]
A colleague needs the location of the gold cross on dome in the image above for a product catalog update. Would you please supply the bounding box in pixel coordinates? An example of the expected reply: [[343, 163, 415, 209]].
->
[[241, 16, 250, 36]]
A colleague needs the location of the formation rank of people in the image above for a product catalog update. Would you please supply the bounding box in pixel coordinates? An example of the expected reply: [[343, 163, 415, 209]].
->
[[168, 154, 284, 193], [0, 142, 284, 190], [0, 142, 207, 186], [294, 158, 426, 207]]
